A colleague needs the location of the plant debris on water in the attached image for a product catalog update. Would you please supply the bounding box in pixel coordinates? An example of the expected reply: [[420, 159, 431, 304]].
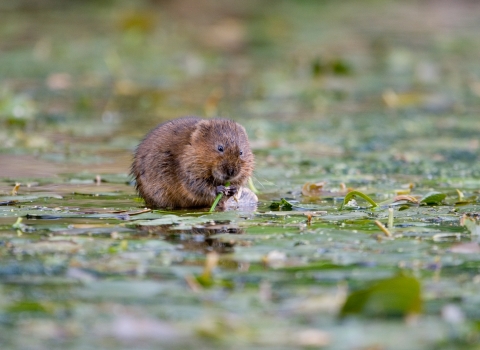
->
[[1, 1, 480, 349]]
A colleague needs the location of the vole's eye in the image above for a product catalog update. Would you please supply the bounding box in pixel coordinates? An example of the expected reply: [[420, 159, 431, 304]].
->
[[239, 150, 243, 156], [217, 145, 224, 153]]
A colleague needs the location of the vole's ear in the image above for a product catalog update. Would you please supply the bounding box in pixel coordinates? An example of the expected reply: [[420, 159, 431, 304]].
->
[[190, 120, 211, 144], [195, 120, 212, 136]]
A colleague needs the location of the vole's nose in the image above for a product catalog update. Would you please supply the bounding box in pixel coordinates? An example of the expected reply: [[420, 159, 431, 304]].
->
[[226, 167, 235, 178]]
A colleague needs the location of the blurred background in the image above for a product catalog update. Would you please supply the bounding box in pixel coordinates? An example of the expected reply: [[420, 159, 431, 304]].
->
[[1, 0, 479, 179]]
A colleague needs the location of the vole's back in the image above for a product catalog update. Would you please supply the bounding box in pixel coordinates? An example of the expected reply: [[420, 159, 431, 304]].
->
[[132, 117, 202, 208]]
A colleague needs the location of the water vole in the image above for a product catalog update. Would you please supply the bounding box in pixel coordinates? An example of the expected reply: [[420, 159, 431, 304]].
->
[[131, 117, 257, 209]]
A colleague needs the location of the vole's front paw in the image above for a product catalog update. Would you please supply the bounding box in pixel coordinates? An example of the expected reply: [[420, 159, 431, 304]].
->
[[216, 185, 238, 197]]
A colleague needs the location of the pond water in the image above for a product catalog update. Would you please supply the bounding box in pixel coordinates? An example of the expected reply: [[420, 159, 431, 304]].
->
[[1, 1, 480, 349]]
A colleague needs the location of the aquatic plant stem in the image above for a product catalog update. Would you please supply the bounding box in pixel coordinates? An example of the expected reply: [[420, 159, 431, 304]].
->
[[209, 181, 230, 212], [374, 220, 392, 237], [388, 207, 394, 228], [248, 177, 259, 194]]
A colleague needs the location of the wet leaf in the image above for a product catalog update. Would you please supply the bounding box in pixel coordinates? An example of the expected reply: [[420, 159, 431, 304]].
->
[[340, 190, 378, 210], [0, 194, 63, 203], [7, 301, 51, 314], [340, 273, 422, 318], [280, 261, 347, 272], [269, 198, 293, 210], [420, 191, 446, 205], [131, 215, 213, 227]]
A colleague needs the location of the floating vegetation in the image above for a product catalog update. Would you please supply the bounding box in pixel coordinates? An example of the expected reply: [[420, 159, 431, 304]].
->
[[340, 190, 378, 210], [340, 273, 422, 318]]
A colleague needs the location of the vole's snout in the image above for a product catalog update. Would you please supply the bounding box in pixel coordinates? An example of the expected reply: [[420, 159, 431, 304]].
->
[[226, 167, 235, 178], [221, 163, 239, 181]]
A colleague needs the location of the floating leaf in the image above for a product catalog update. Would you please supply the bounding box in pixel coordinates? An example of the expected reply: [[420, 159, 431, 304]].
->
[[340, 273, 422, 318], [131, 215, 213, 227], [6, 301, 51, 314], [269, 198, 293, 210], [455, 195, 479, 205], [280, 261, 347, 272], [0, 194, 63, 203], [420, 191, 446, 205]]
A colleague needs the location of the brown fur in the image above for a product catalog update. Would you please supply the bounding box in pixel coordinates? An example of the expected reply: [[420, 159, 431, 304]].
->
[[131, 117, 256, 209]]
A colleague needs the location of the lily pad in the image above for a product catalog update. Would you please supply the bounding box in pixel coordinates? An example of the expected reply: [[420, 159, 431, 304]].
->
[[340, 273, 422, 318], [0, 194, 63, 203]]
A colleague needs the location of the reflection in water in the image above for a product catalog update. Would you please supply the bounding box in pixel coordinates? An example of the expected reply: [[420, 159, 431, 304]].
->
[[141, 221, 245, 254]]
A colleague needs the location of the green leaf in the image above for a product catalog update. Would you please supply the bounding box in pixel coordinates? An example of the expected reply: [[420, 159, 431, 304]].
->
[[340, 273, 422, 318], [269, 198, 293, 210], [279, 261, 347, 272], [340, 190, 378, 210], [420, 191, 446, 205], [196, 274, 214, 288], [7, 301, 50, 314]]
